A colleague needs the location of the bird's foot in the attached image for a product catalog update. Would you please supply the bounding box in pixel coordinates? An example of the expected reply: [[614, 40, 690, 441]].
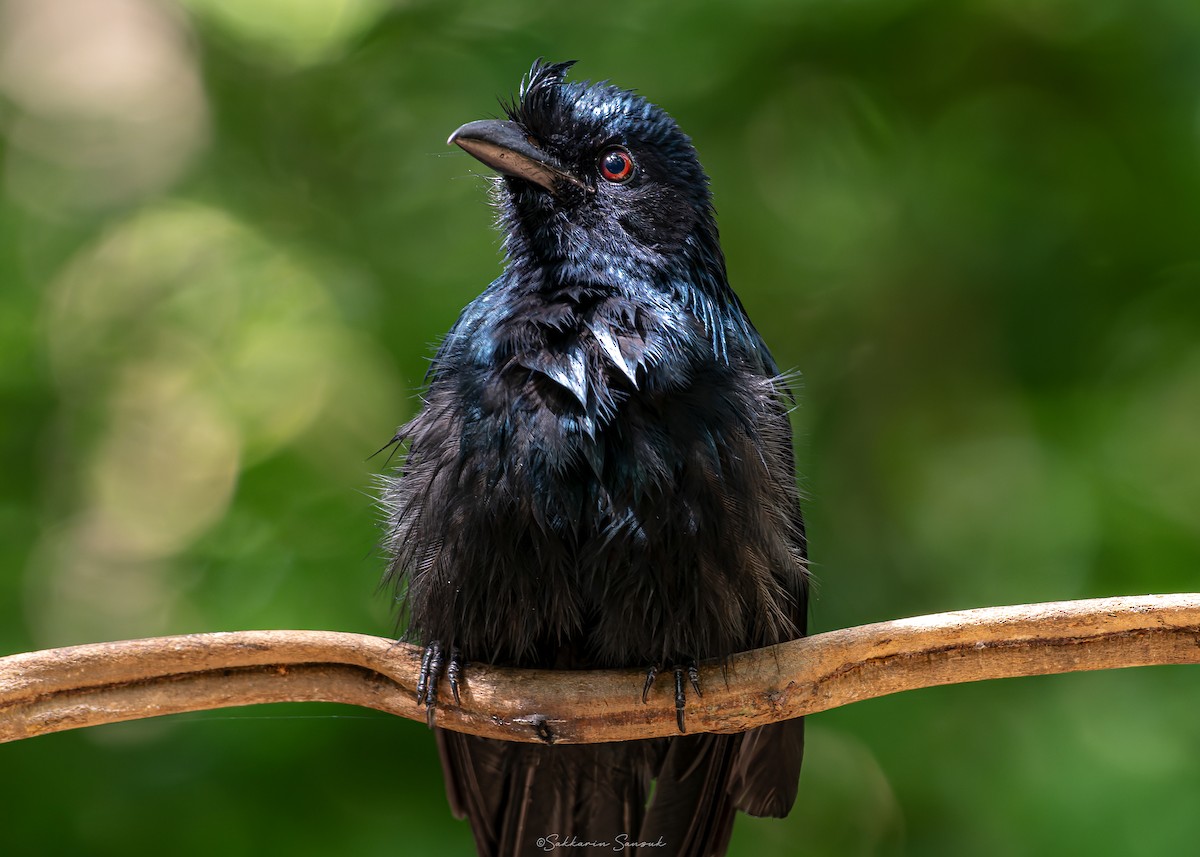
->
[[642, 658, 702, 733], [415, 640, 463, 726]]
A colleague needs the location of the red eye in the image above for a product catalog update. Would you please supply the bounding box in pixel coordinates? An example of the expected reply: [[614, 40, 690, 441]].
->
[[598, 147, 635, 183]]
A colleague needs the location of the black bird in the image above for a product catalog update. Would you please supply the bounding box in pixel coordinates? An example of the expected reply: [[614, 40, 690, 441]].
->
[[384, 60, 809, 857]]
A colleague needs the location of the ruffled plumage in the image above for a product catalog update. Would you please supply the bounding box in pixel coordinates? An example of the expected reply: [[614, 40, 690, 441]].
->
[[383, 59, 808, 857]]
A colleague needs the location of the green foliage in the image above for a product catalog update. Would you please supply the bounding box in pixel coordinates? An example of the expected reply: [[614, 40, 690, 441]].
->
[[1, 1, 1198, 854]]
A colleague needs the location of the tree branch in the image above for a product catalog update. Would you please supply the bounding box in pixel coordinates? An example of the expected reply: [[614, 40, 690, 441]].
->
[[2, 594, 1198, 745]]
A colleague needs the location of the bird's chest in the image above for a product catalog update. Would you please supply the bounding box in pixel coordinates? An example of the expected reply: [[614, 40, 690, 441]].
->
[[459, 295, 707, 534], [397, 287, 782, 664]]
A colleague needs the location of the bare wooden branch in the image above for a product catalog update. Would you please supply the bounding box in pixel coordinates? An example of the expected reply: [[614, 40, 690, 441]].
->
[[2, 594, 1198, 745]]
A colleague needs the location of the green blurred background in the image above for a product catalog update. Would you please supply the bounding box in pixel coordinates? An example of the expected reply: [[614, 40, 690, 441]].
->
[[2, 0, 1198, 854]]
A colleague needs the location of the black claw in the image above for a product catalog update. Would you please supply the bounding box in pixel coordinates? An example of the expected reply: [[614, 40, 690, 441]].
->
[[641, 664, 659, 704], [416, 642, 437, 706], [414, 641, 466, 726], [642, 657, 701, 732], [673, 666, 687, 733], [447, 647, 462, 706], [426, 644, 446, 695], [426, 643, 446, 725]]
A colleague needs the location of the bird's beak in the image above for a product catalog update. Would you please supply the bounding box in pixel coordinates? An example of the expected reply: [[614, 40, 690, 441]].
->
[[448, 119, 590, 195]]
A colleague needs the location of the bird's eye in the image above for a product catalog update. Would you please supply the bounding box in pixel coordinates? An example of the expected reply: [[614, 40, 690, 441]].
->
[[598, 147, 635, 183]]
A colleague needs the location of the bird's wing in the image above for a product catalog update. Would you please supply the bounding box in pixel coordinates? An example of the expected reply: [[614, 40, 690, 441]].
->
[[728, 366, 809, 819], [727, 719, 806, 818], [639, 732, 740, 856]]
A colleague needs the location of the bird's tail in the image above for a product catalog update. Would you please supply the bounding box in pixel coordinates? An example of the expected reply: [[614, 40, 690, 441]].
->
[[436, 730, 745, 857]]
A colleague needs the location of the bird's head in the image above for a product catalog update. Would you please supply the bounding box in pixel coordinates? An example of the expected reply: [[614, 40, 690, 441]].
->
[[449, 59, 721, 276]]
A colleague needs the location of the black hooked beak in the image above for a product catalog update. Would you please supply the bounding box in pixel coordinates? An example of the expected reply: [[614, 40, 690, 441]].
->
[[448, 119, 590, 195]]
